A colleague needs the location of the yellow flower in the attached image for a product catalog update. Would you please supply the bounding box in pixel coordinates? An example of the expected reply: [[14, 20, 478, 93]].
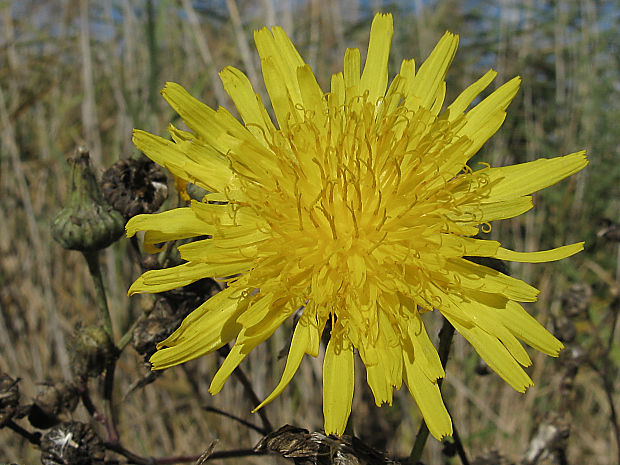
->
[[126, 14, 587, 439]]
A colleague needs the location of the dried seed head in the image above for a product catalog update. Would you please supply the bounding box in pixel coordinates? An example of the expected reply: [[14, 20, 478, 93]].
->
[[132, 313, 176, 356], [28, 381, 79, 429], [0, 372, 20, 426], [69, 325, 117, 378], [52, 147, 125, 252], [254, 424, 399, 464], [102, 156, 168, 219], [40, 421, 105, 465]]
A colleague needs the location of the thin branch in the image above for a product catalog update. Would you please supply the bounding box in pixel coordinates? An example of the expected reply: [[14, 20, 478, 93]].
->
[[203, 406, 268, 435], [452, 421, 470, 465], [5, 419, 41, 446], [104, 441, 265, 465], [217, 345, 273, 433]]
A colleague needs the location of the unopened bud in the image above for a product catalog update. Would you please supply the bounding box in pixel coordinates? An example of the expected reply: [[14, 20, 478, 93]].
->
[[51, 147, 124, 252]]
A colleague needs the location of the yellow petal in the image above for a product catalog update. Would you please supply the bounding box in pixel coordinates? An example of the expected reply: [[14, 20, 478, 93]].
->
[[458, 298, 531, 367], [445, 258, 539, 303], [329, 72, 345, 108], [452, 236, 501, 257], [161, 285, 247, 344], [403, 354, 452, 440], [168, 123, 193, 142], [260, 57, 295, 131], [446, 69, 497, 119], [406, 31, 458, 111], [360, 13, 393, 106], [128, 261, 250, 295], [458, 77, 520, 158], [210, 301, 294, 395], [160, 82, 228, 153], [177, 238, 258, 263], [209, 341, 247, 395], [236, 293, 276, 329], [297, 64, 327, 128], [366, 349, 394, 406], [429, 81, 446, 115], [486, 151, 588, 200], [364, 312, 403, 405], [150, 287, 245, 369], [496, 242, 584, 263], [450, 196, 534, 224], [254, 26, 304, 119], [272, 25, 306, 84], [323, 338, 354, 436], [499, 301, 564, 356], [219, 66, 275, 142], [445, 314, 534, 392], [343, 47, 361, 92], [397, 59, 417, 108], [126, 208, 209, 242], [253, 310, 322, 412], [407, 313, 445, 381], [133, 129, 233, 193]]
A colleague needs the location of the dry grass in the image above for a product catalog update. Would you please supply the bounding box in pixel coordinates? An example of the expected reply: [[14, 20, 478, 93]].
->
[[1, 0, 619, 463]]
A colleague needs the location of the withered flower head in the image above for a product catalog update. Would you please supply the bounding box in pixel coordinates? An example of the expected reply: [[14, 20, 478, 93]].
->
[[40, 421, 105, 465], [102, 156, 168, 219]]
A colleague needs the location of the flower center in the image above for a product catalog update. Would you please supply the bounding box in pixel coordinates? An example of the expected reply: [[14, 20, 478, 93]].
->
[[232, 93, 477, 342]]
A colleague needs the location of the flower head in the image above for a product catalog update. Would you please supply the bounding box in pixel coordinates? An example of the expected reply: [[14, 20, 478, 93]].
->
[[126, 14, 587, 439]]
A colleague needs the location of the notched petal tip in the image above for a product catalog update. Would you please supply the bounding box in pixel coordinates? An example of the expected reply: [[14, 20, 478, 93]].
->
[[160, 81, 182, 96], [149, 346, 185, 371]]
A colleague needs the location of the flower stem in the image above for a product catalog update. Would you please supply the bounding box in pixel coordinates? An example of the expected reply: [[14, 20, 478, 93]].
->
[[83, 250, 114, 341], [82, 250, 120, 442], [408, 316, 455, 464]]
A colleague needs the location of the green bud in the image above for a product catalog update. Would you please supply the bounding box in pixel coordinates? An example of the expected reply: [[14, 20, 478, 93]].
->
[[51, 147, 124, 252]]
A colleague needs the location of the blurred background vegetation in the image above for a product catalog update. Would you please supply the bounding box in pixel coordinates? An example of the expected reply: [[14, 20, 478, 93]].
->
[[0, 0, 619, 463]]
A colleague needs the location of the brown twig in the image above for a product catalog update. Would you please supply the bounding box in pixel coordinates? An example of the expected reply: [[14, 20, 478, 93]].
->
[[5, 419, 41, 446], [203, 405, 268, 435], [104, 441, 265, 465]]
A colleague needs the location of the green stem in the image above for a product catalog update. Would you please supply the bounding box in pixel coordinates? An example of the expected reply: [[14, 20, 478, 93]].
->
[[408, 317, 455, 464], [83, 250, 114, 341], [82, 250, 120, 442]]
